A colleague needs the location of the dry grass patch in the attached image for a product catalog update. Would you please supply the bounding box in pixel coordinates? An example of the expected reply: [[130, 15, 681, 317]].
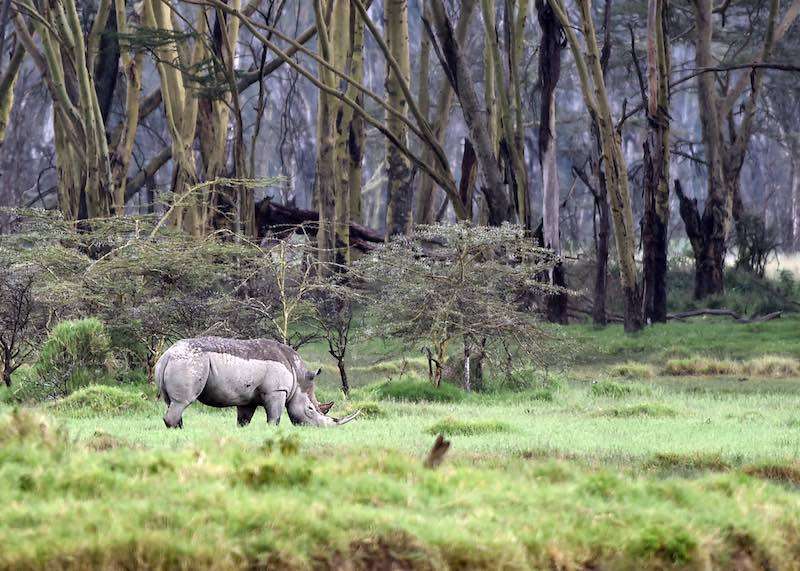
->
[[664, 355, 800, 378], [743, 462, 800, 486]]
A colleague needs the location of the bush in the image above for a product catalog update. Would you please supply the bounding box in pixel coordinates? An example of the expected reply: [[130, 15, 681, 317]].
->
[[374, 379, 464, 403], [607, 362, 655, 379], [48, 386, 153, 416], [342, 400, 386, 419], [426, 417, 511, 436], [34, 318, 114, 399]]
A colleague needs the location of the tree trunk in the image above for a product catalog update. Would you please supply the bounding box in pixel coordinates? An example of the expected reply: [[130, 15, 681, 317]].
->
[[384, 0, 414, 236], [415, 0, 476, 224], [547, 0, 642, 331], [427, 0, 512, 225], [537, 0, 567, 324], [337, 358, 349, 396], [314, 0, 338, 267], [593, 187, 610, 325], [640, 0, 670, 323], [463, 339, 471, 392]]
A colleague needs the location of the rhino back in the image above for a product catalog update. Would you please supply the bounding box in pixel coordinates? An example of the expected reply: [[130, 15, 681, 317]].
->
[[179, 338, 298, 407]]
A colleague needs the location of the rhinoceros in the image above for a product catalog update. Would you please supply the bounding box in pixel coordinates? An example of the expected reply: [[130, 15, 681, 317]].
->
[[154, 337, 359, 428]]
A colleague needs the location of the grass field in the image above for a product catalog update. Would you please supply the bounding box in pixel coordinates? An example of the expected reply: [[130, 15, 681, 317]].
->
[[3, 316, 800, 569]]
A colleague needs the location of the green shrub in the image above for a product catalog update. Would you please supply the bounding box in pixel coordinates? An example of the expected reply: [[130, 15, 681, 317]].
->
[[342, 400, 386, 419], [34, 318, 114, 399], [590, 381, 651, 399], [48, 385, 153, 416], [426, 417, 511, 436], [374, 379, 463, 403], [607, 362, 655, 379]]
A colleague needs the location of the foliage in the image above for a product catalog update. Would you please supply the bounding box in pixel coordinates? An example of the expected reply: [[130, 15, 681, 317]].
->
[[356, 223, 571, 390], [0, 259, 47, 387], [734, 213, 780, 278], [33, 318, 114, 400]]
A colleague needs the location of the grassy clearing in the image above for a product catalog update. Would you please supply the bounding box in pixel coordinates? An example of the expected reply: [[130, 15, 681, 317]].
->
[[4, 409, 800, 570], [4, 317, 800, 569]]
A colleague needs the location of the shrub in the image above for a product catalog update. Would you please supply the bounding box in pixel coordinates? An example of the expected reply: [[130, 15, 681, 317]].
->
[[590, 380, 651, 399], [426, 417, 511, 436], [529, 388, 555, 402], [607, 362, 655, 379], [664, 357, 738, 376], [374, 379, 464, 403], [48, 386, 153, 416], [342, 401, 386, 419], [34, 318, 114, 399]]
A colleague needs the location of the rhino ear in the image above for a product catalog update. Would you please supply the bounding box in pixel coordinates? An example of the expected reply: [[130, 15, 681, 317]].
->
[[314, 367, 322, 378]]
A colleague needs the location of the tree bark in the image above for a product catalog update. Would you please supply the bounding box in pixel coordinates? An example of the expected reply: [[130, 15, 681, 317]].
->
[[641, 0, 670, 322], [537, 0, 567, 324], [415, 0, 476, 224], [384, 0, 414, 236], [548, 0, 642, 331], [427, 0, 512, 225]]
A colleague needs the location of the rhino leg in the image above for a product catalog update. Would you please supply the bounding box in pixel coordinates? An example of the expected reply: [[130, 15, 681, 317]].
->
[[237, 405, 257, 427], [164, 401, 189, 429], [264, 391, 288, 425]]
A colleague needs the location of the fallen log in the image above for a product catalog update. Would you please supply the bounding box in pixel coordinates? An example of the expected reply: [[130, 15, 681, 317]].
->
[[666, 308, 782, 323], [255, 198, 384, 252]]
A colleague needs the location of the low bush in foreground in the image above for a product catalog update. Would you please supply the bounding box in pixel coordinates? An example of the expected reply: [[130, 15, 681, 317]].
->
[[426, 417, 511, 436]]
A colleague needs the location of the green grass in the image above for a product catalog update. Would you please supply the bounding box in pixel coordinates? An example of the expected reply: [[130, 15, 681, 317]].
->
[[426, 417, 511, 436], [4, 316, 800, 569]]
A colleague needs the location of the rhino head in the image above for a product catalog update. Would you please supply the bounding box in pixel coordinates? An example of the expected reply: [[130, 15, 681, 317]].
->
[[289, 366, 359, 427]]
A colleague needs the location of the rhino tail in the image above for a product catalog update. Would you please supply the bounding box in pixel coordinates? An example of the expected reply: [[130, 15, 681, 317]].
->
[[154, 351, 172, 405]]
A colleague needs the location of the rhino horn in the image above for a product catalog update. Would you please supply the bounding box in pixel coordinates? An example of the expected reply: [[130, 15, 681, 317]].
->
[[334, 410, 361, 425]]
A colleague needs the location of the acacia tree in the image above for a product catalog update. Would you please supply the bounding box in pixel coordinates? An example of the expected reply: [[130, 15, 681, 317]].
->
[[13, 0, 138, 219], [356, 224, 561, 390], [0, 263, 45, 387], [677, 0, 800, 298]]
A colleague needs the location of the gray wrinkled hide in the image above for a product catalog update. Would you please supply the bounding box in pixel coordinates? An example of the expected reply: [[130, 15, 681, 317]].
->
[[154, 337, 347, 428]]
